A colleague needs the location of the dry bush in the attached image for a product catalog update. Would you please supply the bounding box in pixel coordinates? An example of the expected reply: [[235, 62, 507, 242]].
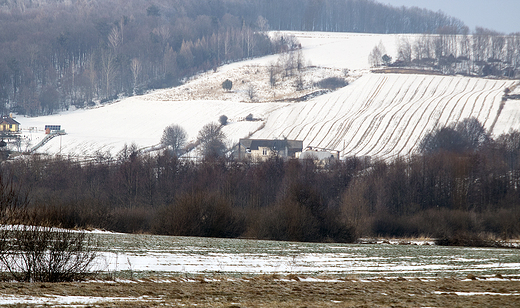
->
[[152, 191, 245, 238], [315, 77, 348, 90], [247, 181, 356, 243], [108, 206, 152, 233], [0, 173, 97, 282], [434, 230, 497, 247], [0, 226, 97, 282]]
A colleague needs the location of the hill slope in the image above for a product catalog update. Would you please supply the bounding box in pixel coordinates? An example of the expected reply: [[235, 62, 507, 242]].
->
[[252, 73, 516, 159], [18, 32, 520, 160]]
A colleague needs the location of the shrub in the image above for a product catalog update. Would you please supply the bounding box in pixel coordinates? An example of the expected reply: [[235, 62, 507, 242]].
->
[[153, 191, 245, 238], [0, 225, 98, 282], [0, 173, 98, 282], [222, 79, 232, 91], [434, 232, 496, 247], [316, 77, 348, 90], [219, 115, 228, 125]]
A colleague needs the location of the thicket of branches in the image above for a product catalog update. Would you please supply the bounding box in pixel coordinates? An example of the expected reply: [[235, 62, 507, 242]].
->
[[0, 172, 97, 282], [2, 124, 519, 242], [0, 0, 466, 116]]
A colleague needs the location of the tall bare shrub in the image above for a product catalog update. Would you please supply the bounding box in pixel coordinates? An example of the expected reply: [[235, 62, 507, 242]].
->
[[0, 173, 97, 282]]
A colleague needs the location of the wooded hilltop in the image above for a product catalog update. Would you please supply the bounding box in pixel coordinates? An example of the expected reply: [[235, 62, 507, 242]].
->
[[0, 0, 466, 116]]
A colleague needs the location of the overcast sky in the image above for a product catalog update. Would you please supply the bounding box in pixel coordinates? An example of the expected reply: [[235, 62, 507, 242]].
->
[[382, 0, 519, 34]]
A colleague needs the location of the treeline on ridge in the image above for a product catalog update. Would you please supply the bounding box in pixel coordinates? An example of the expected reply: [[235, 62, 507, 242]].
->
[[371, 28, 520, 78], [0, 0, 466, 116], [3, 119, 520, 243]]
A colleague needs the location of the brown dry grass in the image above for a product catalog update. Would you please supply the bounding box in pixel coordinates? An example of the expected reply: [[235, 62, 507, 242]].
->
[[0, 276, 519, 307]]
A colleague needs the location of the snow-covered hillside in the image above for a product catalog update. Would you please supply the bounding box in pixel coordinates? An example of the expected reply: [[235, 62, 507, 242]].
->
[[253, 73, 516, 159], [18, 31, 520, 159]]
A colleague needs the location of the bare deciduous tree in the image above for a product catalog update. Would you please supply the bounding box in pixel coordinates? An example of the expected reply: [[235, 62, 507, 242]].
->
[[247, 82, 256, 102], [369, 44, 383, 67], [130, 58, 141, 90], [161, 124, 187, 156], [268, 62, 279, 87], [101, 49, 116, 99], [197, 122, 226, 159]]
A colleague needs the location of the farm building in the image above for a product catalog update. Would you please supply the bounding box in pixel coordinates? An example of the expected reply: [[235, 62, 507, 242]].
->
[[238, 138, 303, 160], [299, 147, 340, 160], [0, 115, 20, 132]]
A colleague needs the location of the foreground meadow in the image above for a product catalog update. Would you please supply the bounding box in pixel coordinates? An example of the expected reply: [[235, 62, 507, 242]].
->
[[0, 276, 519, 307], [2, 233, 519, 306]]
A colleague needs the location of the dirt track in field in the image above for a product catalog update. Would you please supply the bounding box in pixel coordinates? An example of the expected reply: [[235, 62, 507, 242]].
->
[[1, 276, 519, 307]]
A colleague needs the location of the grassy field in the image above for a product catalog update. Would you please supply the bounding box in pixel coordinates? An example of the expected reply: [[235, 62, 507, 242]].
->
[[93, 233, 520, 279], [1, 233, 519, 306], [1, 277, 519, 307]]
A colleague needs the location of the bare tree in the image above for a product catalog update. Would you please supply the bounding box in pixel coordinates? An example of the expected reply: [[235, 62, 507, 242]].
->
[[130, 58, 141, 90], [268, 62, 279, 87], [256, 15, 269, 32], [161, 124, 187, 156], [247, 83, 256, 102], [369, 43, 384, 67], [0, 173, 97, 282], [295, 73, 304, 91], [108, 26, 122, 52], [101, 49, 116, 99], [397, 38, 412, 64], [197, 122, 226, 159], [455, 117, 489, 151], [420, 117, 488, 154], [295, 49, 305, 72]]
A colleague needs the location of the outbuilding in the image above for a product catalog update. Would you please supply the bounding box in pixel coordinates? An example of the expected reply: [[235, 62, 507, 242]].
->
[[0, 115, 20, 132]]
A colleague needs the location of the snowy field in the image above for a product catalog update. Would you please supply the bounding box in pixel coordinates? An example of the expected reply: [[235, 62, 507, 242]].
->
[[92, 233, 520, 279], [0, 233, 519, 306], [17, 31, 520, 159]]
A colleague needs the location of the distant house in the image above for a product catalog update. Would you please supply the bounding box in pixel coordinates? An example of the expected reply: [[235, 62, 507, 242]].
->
[[238, 138, 303, 160], [0, 115, 20, 133], [44, 125, 62, 134], [299, 147, 340, 161]]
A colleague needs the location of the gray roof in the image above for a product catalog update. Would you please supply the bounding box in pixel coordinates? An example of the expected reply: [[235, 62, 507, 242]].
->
[[0, 116, 19, 125], [240, 139, 303, 151]]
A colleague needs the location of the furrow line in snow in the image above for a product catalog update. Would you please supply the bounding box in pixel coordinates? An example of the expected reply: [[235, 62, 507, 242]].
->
[[478, 81, 511, 129], [285, 92, 342, 142], [302, 74, 381, 149], [452, 80, 492, 125], [374, 76, 455, 158], [327, 74, 390, 151], [333, 74, 397, 155], [348, 74, 416, 156], [475, 81, 502, 128], [439, 80, 487, 128], [397, 77, 474, 158], [315, 75, 381, 150], [381, 76, 464, 158], [360, 75, 429, 157], [338, 74, 396, 153], [358, 74, 449, 158]]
